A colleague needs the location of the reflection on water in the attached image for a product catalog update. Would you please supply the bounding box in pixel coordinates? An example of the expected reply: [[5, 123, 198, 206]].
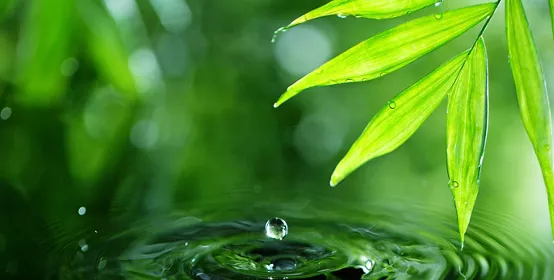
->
[[49, 202, 554, 279]]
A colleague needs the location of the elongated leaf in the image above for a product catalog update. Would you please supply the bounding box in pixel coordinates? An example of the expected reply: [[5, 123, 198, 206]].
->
[[274, 3, 495, 108], [446, 37, 488, 245], [330, 51, 468, 186], [0, 0, 17, 21], [16, 0, 75, 105], [506, 0, 554, 237], [77, 0, 137, 99], [550, 0, 554, 38], [286, 0, 436, 29]]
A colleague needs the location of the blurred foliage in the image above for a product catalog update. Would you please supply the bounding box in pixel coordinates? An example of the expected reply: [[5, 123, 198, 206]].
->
[[0, 0, 552, 278]]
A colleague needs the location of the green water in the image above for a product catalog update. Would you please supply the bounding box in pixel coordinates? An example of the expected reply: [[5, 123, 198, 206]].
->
[[41, 201, 554, 279]]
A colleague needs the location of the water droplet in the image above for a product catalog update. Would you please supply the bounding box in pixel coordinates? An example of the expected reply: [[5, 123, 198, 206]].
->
[[450, 181, 459, 189], [545, 144, 551, 152], [345, 78, 354, 83], [60, 57, 79, 77], [365, 260, 374, 272], [271, 27, 287, 43], [388, 101, 397, 109], [434, 13, 443, 20], [78, 239, 89, 252], [265, 217, 288, 240], [337, 13, 348, 18], [1, 107, 12, 120], [434, 0, 443, 7], [78, 207, 87, 216], [97, 258, 107, 270]]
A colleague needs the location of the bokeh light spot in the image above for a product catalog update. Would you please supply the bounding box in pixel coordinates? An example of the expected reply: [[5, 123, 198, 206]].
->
[[275, 26, 332, 76]]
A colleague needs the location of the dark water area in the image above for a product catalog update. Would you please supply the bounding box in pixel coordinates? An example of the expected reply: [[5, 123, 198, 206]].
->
[[3, 189, 552, 280]]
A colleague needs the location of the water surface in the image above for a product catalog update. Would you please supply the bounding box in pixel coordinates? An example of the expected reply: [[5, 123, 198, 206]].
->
[[53, 201, 554, 279]]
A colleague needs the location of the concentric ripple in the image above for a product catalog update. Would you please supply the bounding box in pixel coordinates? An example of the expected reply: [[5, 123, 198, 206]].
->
[[59, 205, 554, 279]]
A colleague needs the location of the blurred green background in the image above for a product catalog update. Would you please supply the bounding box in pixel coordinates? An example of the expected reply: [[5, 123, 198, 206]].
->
[[0, 0, 553, 278]]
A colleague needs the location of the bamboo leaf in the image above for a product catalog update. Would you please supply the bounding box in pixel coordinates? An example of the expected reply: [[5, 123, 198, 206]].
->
[[446, 37, 488, 245], [0, 0, 17, 21], [274, 3, 495, 108], [16, 0, 75, 105], [330, 51, 468, 186], [506, 0, 554, 237], [286, 0, 436, 29], [77, 0, 138, 99], [550, 0, 554, 38]]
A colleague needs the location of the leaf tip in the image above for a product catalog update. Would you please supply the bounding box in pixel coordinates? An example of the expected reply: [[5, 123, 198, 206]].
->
[[454, 198, 474, 250], [287, 17, 306, 29], [274, 87, 300, 107], [330, 170, 344, 187]]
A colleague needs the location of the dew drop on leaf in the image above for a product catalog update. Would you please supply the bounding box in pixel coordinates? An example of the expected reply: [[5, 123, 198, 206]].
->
[[450, 181, 459, 189], [434, 13, 443, 20], [434, 0, 443, 7], [271, 27, 287, 43], [388, 101, 397, 109], [265, 217, 288, 240], [337, 13, 348, 18]]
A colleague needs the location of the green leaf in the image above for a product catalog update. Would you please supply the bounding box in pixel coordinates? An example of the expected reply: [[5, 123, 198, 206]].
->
[[16, 0, 75, 106], [0, 0, 17, 21], [330, 51, 468, 186], [77, 0, 138, 99], [446, 37, 488, 245], [274, 3, 495, 108], [550, 0, 554, 38], [506, 0, 554, 238], [286, 0, 436, 29]]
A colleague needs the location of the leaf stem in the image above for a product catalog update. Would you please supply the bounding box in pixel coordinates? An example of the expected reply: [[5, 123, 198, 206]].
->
[[449, 1, 501, 88], [472, 0, 502, 47]]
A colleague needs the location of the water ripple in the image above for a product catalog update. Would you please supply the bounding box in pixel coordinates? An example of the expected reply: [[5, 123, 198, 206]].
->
[[58, 204, 554, 279]]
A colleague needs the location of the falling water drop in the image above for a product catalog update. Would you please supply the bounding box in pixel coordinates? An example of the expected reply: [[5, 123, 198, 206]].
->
[[434, 13, 443, 20], [265, 217, 288, 240], [388, 101, 397, 109], [272, 27, 287, 43]]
